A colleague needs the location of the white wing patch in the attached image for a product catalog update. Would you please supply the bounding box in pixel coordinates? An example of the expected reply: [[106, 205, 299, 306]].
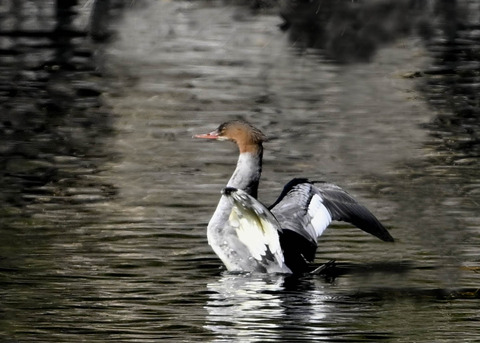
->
[[229, 207, 278, 261], [307, 194, 332, 238], [226, 189, 285, 269]]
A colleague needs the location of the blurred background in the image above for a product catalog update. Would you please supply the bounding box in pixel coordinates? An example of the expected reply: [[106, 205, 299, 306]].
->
[[1, 1, 479, 342]]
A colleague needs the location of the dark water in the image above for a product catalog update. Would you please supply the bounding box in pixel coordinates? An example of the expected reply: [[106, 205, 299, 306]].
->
[[1, 0, 479, 342]]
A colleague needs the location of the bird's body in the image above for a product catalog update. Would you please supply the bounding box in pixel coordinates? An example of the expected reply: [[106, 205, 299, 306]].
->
[[195, 120, 393, 274]]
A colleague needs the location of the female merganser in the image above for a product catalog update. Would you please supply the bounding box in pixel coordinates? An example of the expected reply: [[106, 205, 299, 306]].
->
[[195, 120, 394, 274]]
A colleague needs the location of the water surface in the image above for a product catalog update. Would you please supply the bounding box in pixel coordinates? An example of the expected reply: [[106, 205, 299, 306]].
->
[[1, 0, 479, 342]]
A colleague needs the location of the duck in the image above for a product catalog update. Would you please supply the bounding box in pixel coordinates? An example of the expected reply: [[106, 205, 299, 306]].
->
[[195, 119, 394, 274]]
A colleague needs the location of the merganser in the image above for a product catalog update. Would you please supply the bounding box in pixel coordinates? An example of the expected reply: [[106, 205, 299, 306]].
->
[[195, 120, 394, 274]]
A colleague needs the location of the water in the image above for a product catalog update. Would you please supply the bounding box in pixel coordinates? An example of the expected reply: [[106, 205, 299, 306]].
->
[[1, 0, 479, 342]]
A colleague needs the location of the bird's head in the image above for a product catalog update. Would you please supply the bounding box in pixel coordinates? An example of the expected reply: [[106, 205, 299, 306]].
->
[[195, 119, 266, 153]]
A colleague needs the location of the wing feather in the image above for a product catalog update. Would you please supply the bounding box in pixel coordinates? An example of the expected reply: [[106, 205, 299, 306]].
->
[[313, 181, 394, 242], [270, 178, 394, 243], [222, 187, 288, 272]]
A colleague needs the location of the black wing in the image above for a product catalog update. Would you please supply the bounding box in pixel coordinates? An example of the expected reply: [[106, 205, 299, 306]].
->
[[270, 178, 394, 242], [269, 178, 394, 272]]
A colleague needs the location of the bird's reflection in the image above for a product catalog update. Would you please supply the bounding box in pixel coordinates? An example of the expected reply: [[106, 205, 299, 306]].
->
[[204, 261, 418, 341], [204, 273, 332, 341]]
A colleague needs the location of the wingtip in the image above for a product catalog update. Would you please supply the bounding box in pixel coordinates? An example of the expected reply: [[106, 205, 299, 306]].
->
[[384, 235, 395, 243], [376, 227, 395, 242]]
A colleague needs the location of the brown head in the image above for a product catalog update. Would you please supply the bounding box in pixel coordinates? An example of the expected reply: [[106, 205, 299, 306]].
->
[[195, 120, 266, 154]]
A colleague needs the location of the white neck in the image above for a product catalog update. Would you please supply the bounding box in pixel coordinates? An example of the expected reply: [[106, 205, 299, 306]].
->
[[208, 150, 263, 230], [227, 151, 262, 198]]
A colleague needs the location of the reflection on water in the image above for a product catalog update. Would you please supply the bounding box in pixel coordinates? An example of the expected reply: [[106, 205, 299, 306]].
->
[[206, 274, 352, 342], [205, 271, 480, 342], [0, 0, 113, 214], [280, 0, 434, 63], [206, 274, 287, 342], [1, 0, 479, 342], [422, 0, 480, 157]]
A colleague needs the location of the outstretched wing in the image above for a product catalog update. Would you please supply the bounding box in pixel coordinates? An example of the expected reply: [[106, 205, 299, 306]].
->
[[270, 178, 394, 244], [222, 187, 289, 273]]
